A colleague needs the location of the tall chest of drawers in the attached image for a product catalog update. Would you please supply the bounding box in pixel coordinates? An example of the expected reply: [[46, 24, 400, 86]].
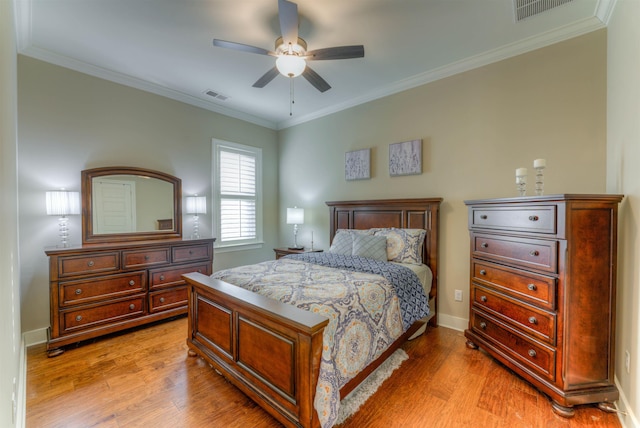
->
[[464, 195, 622, 416], [45, 238, 214, 356]]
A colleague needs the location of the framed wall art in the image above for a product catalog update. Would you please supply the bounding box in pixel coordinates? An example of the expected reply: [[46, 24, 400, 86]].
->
[[389, 139, 422, 176], [345, 148, 371, 181]]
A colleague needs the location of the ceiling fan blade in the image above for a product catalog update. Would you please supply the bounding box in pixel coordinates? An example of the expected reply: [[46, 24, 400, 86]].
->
[[213, 39, 275, 56], [306, 45, 365, 61], [278, 0, 299, 47], [252, 67, 280, 88], [302, 66, 331, 93]]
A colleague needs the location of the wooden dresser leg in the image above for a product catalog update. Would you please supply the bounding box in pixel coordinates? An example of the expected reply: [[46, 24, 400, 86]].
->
[[465, 340, 478, 350], [598, 402, 618, 413], [187, 349, 197, 357], [47, 348, 64, 358], [551, 401, 575, 418]]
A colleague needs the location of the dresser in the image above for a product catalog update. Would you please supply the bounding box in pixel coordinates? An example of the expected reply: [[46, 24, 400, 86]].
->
[[464, 195, 622, 416], [45, 238, 215, 357]]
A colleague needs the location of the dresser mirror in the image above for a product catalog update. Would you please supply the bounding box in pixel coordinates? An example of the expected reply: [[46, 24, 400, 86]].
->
[[81, 166, 182, 244]]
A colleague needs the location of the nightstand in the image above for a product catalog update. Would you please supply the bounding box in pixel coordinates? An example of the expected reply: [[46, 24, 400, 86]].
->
[[274, 248, 323, 260]]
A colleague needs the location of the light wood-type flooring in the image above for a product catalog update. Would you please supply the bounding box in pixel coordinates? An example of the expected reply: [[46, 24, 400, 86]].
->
[[26, 317, 622, 427]]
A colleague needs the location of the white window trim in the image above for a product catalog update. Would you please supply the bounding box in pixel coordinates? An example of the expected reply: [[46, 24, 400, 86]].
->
[[212, 138, 263, 252]]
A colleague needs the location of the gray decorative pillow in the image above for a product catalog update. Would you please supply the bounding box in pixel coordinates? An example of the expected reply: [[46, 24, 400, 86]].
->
[[352, 234, 388, 261], [328, 230, 353, 255], [372, 228, 426, 264]]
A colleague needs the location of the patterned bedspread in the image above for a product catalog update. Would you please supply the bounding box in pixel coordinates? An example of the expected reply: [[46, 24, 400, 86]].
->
[[210, 253, 429, 428]]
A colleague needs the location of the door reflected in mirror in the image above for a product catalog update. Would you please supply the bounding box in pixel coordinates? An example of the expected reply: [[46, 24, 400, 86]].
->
[[92, 175, 174, 234]]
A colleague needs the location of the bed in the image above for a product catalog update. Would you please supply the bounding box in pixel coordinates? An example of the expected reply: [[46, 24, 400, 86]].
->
[[182, 198, 441, 427]]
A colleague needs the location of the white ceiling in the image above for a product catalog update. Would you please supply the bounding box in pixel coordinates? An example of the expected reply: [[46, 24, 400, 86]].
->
[[15, 0, 612, 130]]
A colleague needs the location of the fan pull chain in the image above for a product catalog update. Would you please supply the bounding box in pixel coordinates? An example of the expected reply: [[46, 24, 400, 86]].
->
[[289, 77, 295, 116]]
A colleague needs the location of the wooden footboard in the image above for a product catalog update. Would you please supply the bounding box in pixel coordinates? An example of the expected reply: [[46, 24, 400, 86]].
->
[[184, 272, 328, 428]]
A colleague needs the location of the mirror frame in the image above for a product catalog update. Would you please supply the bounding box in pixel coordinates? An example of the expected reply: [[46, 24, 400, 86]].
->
[[81, 166, 182, 244]]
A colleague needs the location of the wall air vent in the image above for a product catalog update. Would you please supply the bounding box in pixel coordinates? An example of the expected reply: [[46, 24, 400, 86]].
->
[[514, 0, 574, 21], [204, 89, 230, 101]]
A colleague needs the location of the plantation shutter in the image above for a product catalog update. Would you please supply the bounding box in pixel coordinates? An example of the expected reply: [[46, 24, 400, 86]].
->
[[218, 146, 257, 242]]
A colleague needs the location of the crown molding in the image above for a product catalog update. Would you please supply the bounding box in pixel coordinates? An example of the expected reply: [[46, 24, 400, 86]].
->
[[277, 16, 606, 129]]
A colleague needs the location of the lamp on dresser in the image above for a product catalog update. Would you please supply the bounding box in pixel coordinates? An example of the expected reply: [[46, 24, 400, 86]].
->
[[185, 195, 207, 239], [286, 206, 304, 250], [46, 189, 80, 247]]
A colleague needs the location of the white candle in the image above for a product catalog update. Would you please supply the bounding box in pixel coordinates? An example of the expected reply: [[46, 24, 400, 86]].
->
[[534, 159, 546, 168], [516, 168, 527, 177]]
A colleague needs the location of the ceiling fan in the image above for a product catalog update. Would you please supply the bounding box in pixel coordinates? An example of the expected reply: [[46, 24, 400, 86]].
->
[[213, 0, 365, 93]]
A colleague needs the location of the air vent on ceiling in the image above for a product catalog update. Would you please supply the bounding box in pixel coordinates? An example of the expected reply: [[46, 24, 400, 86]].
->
[[204, 89, 230, 101], [514, 0, 574, 21]]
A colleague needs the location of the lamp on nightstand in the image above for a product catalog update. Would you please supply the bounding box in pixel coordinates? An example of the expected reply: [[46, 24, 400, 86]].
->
[[46, 189, 81, 247], [286, 206, 304, 250], [185, 195, 207, 239]]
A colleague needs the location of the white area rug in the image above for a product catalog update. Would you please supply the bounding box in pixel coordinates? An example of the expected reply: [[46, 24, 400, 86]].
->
[[335, 348, 409, 425]]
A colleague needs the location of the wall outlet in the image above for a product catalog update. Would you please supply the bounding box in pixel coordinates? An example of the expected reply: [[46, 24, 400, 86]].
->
[[625, 350, 631, 374], [454, 289, 463, 302]]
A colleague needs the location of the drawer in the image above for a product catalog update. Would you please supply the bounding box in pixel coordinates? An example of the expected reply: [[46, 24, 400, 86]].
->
[[471, 310, 556, 381], [61, 297, 146, 333], [149, 262, 211, 290], [470, 205, 556, 234], [58, 252, 120, 277], [122, 248, 170, 269], [472, 233, 558, 273], [172, 244, 211, 263], [149, 287, 188, 313], [472, 284, 556, 344], [59, 271, 147, 307], [472, 260, 556, 310]]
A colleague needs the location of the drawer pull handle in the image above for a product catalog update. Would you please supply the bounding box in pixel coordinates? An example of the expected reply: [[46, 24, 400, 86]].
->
[[479, 322, 487, 330], [75, 315, 82, 322], [144, 255, 150, 260], [528, 316, 538, 325], [479, 269, 487, 275], [75, 289, 82, 295], [527, 283, 537, 291], [480, 295, 487, 302], [529, 250, 539, 256], [480, 215, 488, 220], [160, 275, 165, 281], [129, 304, 135, 310], [87, 261, 94, 267], [480, 242, 488, 248], [189, 250, 193, 255], [129, 280, 135, 286], [159, 297, 165, 303], [528, 349, 537, 358], [528, 215, 539, 221]]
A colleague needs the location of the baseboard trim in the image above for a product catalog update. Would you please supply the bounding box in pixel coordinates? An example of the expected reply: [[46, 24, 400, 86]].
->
[[436, 313, 467, 332], [23, 327, 47, 348], [615, 376, 639, 428]]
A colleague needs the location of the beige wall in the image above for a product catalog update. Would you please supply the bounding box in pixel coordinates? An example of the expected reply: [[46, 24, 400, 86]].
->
[[1, 0, 22, 426], [278, 30, 607, 329], [607, 0, 640, 424], [17, 56, 279, 333]]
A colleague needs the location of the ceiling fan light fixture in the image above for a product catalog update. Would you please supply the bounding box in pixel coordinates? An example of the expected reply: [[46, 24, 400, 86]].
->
[[276, 54, 306, 77]]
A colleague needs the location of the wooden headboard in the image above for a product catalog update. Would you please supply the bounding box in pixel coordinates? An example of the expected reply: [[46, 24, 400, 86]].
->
[[325, 198, 442, 306]]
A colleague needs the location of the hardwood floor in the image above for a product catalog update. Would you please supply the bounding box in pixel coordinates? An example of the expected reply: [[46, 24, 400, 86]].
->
[[26, 317, 622, 428]]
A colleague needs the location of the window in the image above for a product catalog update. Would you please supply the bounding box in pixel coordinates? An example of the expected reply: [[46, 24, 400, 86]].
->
[[213, 139, 263, 250]]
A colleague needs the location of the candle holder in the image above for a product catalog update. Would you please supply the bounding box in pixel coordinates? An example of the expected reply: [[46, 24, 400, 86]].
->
[[516, 176, 527, 197], [535, 166, 545, 196]]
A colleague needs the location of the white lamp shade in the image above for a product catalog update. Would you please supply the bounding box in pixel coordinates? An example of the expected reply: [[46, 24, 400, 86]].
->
[[46, 191, 80, 216], [185, 196, 207, 215], [286, 207, 304, 225], [276, 55, 306, 77]]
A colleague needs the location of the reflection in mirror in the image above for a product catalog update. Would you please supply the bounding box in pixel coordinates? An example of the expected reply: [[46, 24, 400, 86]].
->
[[92, 175, 174, 234], [82, 167, 182, 244]]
